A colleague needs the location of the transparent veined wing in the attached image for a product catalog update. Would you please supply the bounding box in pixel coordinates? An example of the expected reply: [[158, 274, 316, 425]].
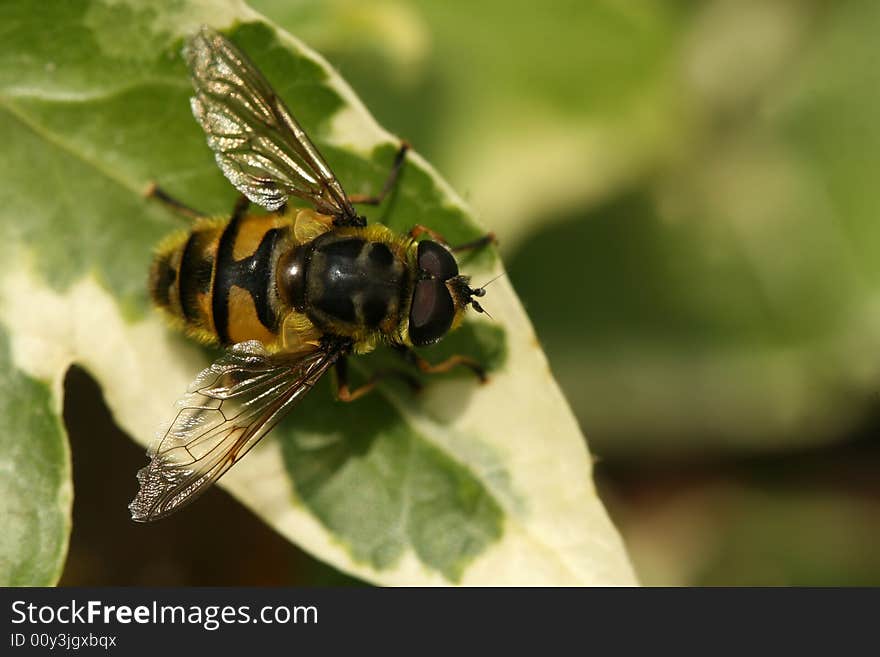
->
[[185, 25, 359, 220], [129, 340, 344, 522]]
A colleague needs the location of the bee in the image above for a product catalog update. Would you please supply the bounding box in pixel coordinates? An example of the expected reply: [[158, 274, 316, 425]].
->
[[129, 26, 494, 521]]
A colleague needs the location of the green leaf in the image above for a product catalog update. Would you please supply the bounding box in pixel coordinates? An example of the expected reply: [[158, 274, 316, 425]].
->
[[503, 0, 880, 456], [625, 483, 880, 586], [0, 0, 635, 585], [0, 327, 71, 585], [250, 0, 693, 247]]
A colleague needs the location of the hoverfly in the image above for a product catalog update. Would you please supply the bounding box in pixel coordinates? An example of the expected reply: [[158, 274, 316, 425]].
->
[[129, 26, 494, 521]]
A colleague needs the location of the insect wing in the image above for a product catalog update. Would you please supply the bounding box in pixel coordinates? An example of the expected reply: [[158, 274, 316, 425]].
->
[[185, 25, 357, 219], [129, 340, 341, 521]]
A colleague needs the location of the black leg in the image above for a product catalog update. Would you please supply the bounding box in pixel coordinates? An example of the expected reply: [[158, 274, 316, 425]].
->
[[334, 355, 422, 402], [348, 142, 410, 206], [452, 232, 496, 253], [144, 182, 205, 221], [230, 193, 250, 222], [409, 224, 497, 253], [396, 347, 487, 383]]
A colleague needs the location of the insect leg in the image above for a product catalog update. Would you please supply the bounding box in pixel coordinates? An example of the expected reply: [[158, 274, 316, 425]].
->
[[230, 193, 250, 222], [409, 224, 448, 243], [396, 347, 487, 383], [409, 224, 497, 253], [347, 142, 410, 206], [451, 232, 497, 253], [144, 182, 205, 221], [334, 355, 422, 402]]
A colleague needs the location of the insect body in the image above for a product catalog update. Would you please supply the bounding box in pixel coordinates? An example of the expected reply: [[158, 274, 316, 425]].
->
[[130, 26, 493, 521], [150, 207, 478, 351]]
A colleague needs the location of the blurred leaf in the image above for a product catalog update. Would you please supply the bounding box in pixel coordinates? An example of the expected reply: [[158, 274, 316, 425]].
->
[[622, 483, 880, 586], [507, 0, 880, 455], [0, 0, 635, 585], [0, 328, 71, 586], [251, 0, 694, 247]]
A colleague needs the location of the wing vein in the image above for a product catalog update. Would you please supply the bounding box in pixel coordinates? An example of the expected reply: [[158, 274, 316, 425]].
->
[[130, 340, 345, 521], [185, 25, 357, 219]]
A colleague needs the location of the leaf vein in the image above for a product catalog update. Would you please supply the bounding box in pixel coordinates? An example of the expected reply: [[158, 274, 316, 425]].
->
[[0, 96, 142, 197]]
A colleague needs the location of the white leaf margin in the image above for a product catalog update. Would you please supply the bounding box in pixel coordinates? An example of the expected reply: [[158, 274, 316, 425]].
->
[[0, 1, 637, 586]]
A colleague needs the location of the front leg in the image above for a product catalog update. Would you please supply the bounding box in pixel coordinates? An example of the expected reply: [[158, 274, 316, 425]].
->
[[347, 142, 410, 206], [409, 225, 497, 253], [396, 346, 488, 383]]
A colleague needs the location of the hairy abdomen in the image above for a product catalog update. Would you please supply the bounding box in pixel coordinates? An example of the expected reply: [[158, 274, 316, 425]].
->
[[149, 213, 295, 347]]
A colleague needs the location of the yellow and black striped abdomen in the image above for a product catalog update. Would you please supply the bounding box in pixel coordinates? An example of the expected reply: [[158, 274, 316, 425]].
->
[[149, 213, 295, 348]]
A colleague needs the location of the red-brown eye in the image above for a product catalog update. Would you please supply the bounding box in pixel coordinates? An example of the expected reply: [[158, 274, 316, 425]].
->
[[417, 240, 459, 280], [409, 279, 455, 346]]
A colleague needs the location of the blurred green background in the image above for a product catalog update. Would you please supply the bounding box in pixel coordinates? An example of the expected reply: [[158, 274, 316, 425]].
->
[[61, 0, 880, 585]]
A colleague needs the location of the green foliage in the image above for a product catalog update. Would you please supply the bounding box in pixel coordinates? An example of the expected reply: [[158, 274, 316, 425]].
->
[[0, 0, 634, 585], [0, 329, 70, 586], [281, 376, 504, 582], [248, 0, 880, 585]]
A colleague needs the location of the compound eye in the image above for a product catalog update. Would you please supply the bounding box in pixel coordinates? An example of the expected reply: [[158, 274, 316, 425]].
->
[[409, 279, 455, 346], [417, 240, 458, 280]]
